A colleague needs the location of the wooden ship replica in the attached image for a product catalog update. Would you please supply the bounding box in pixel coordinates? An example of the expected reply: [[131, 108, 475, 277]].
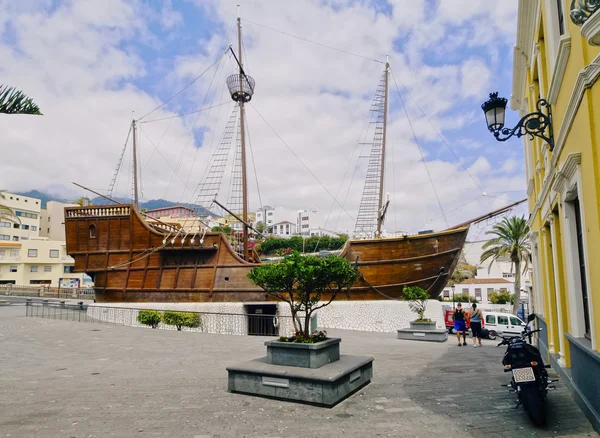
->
[[65, 12, 521, 303]]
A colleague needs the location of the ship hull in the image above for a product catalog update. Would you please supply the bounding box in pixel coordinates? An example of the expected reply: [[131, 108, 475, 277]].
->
[[65, 205, 468, 302]]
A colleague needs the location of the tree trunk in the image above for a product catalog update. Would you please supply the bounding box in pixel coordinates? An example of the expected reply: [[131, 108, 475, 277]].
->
[[304, 312, 311, 338], [513, 259, 521, 315], [288, 302, 301, 333]]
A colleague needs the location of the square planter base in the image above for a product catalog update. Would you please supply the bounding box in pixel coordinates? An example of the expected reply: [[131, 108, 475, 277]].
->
[[227, 355, 373, 407], [397, 328, 448, 342]]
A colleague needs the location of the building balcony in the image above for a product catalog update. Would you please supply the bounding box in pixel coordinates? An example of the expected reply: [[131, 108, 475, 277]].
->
[[571, 1, 600, 45]]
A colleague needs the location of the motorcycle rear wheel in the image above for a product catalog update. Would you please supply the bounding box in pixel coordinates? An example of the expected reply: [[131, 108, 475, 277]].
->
[[520, 385, 546, 426]]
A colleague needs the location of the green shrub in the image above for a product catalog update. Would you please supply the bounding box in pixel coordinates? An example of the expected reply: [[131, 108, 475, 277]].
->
[[402, 286, 431, 322], [137, 310, 162, 329], [489, 290, 514, 304], [446, 292, 478, 304], [162, 311, 202, 331]]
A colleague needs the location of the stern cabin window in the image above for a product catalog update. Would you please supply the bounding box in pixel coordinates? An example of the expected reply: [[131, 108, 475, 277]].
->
[[89, 224, 97, 239]]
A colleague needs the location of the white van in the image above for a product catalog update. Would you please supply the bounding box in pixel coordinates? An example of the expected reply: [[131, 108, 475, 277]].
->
[[483, 312, 526, 339]]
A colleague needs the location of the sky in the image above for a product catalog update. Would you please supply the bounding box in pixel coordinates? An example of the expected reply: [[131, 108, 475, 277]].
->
[[0, 0, 527, 237]]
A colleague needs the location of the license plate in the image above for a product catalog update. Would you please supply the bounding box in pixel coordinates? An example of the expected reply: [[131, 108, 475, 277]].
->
[[512, 367, 536, 383]]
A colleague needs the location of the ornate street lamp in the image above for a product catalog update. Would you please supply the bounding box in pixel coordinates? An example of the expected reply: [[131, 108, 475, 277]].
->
[[481, 92, 555, 151]]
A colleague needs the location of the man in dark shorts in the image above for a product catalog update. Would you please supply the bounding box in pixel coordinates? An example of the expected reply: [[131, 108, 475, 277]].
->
[[469, 303, 484, 348], [454, 303, 467, 346]]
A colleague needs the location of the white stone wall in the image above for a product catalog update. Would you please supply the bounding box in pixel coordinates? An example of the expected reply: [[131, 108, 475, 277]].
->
[[309, 300, 446, 333], [87, 300, 455, 336], [87, 302, 296, 336]]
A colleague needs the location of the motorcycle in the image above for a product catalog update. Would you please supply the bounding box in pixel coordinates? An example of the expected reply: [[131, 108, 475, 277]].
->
[[497, 313, 556, 426]]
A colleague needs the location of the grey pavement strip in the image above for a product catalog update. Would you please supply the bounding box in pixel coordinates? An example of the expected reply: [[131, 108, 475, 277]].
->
[[0, 306, 596, 437]]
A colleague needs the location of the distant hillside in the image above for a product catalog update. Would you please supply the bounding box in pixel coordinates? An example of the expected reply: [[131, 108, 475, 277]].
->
[[13, 191, 214, 216], [92, 197, 214, 216], [14, 190, 72, 208]]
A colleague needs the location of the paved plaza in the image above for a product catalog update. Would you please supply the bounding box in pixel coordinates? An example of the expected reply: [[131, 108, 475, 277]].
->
[[0, 305, 596, 437]]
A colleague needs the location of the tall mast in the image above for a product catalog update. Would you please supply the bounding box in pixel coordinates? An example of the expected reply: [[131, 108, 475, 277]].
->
[[226, 6, 255, 259], [376, 57, 389, 236], [132, 118, 139, 209], [237, 6, 249, 261]]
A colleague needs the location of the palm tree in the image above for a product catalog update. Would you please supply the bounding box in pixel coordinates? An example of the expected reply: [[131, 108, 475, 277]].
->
[[480, 216, 531, 314], [0, 85, 42, 115]]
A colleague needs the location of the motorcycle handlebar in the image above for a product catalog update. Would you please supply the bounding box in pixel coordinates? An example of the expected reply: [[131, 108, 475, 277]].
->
[[496, 328, 543, 347]]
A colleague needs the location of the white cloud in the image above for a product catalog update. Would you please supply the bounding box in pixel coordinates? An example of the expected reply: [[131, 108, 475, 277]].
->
[[0, 0, 523, 236]]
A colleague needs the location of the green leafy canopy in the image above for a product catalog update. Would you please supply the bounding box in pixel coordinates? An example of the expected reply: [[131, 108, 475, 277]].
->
[[248, 251, 357, 337]]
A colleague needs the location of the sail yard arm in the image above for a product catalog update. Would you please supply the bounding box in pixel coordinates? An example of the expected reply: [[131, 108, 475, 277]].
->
[[450, 198, 527, 229]]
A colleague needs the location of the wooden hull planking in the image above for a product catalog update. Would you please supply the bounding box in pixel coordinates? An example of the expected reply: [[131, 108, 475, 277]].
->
[[65, 205, 468, 302]]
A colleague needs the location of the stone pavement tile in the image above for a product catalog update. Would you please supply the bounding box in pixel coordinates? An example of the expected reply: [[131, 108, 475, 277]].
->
[[0, 306, 597, 437]]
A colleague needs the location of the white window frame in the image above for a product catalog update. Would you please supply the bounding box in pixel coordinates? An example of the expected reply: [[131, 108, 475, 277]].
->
[[49, 249, 59, 258], [557, 155, 594, 345], [44, 266, 52, 272], [28, 249, 38, 257], [30, 266, 38, 272]]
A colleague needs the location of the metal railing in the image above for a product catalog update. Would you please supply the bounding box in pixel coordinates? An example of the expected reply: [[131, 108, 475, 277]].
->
[[25, 302, 295, 337], [1, 284, 95, 299]]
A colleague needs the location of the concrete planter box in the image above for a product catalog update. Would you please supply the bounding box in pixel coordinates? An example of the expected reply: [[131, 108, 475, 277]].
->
[[228, 355, 373, 407], [265, 337, 340, 369], [409, 321, 437, 330], [398, 321, 447, 342]]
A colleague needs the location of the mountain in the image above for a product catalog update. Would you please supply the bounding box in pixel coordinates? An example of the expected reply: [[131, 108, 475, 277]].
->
[[14, 190, 72, 208], [92, 197, 214, 216], [13, 191, 215, 216]]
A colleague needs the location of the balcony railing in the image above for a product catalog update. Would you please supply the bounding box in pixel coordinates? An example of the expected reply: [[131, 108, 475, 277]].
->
[[571, 0, 600, 26], [65, 206, 131, 218]]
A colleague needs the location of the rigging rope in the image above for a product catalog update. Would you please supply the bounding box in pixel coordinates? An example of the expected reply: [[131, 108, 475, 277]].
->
[[139, 101, 231, 124], [361, 268, 446, 300], [245, 106, 263, 211], [244, 18, 384, 64], [137, 50, 228, 121], [138, 124, 201, 197], [248, 102, 356, 223], [179, 55, 230, 204], [162, 49, 225, 201], [390, 69, 449, 229], [389, 67, 486, 194], [107, 124, 133, 198]]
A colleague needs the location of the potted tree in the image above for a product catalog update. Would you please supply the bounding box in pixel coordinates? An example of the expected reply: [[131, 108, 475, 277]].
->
[[248, 251, 357, 368], [403, 286, 436, 331]]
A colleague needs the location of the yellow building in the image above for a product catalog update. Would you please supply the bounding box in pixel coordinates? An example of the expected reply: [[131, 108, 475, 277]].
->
[[511, 0, 600, 430]]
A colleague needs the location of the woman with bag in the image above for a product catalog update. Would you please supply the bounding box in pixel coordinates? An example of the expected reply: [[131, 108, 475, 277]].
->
[[469, 303, 484, 348]]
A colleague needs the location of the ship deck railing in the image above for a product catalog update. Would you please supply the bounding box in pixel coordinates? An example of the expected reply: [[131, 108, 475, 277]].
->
[[24, 301, 296, 337]]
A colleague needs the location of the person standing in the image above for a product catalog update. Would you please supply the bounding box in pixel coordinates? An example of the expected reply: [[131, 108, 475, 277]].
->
[[469, 303, 484, 348], [454, 303, 467, 346]]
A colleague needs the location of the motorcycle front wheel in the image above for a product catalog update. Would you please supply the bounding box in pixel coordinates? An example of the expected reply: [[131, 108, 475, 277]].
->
[[519, 385, 546, 426]]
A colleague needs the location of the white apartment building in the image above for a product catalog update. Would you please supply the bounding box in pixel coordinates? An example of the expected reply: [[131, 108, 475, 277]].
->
[[40, 200, 77, 241], [297, 209, 313, 236], [272, 221, 297, 237], [441, 278, 514, 304], [255, 205, 276, 227], [0, 193, 42, 242], [0, 192, 90, 288], [0, 238, 89, 287]]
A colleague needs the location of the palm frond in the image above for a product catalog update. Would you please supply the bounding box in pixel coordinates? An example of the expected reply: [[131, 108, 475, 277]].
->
[[0, 85, 42, 115]]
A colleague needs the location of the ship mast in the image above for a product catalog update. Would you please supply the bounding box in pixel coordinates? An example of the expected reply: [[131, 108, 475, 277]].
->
[[237, 7, 249, 261], [132, 118, 139, 209], [226, 6, 255, 261], [376, 57, 389, 236]]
